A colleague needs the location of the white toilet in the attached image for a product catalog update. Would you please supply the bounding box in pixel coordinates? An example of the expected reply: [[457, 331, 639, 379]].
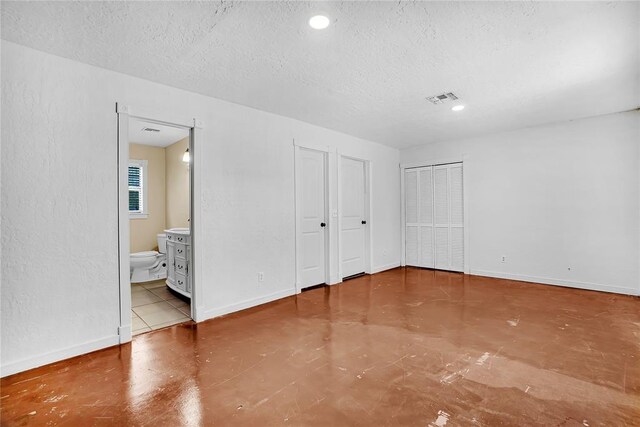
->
[[130, 233, 168, 283]]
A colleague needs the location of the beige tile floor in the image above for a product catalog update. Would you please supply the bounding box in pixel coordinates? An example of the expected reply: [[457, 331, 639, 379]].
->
[[131, 280, 191, 335]]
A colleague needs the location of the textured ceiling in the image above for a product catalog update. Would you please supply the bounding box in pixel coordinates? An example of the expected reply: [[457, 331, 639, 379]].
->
[[129, 119, 189, 147], [2, 1, 638, 149]]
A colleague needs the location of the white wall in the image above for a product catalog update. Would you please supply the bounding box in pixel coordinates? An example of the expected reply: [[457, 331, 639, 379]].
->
[[401, 111, 640, 296], [164, 137, 190, 230], [0, 41, 401, 376]]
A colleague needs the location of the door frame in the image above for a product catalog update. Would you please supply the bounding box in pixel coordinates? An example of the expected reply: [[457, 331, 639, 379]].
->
[[337, 154, 373, 279], [400, 156, 470, 274], [294, 141, 333, 293], [116, 103, 203, 343]]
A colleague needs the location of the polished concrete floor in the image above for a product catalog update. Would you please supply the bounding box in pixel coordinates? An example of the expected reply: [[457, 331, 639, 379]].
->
[[131, 281, 191, 335], [1, 268, 638, 426]]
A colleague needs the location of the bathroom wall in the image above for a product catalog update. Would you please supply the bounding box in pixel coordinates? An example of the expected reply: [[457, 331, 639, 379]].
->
[[129, 143, 166, 253], [165, 137, 190, 229], [1, 41, 402, 376]]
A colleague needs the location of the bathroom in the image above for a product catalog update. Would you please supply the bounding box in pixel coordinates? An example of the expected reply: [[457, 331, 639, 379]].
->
[[128, 119, 192, 335]]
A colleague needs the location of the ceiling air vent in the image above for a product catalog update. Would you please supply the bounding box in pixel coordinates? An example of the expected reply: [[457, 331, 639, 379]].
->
[[142, 127, 161, 133], [426, 92, 459, 105]]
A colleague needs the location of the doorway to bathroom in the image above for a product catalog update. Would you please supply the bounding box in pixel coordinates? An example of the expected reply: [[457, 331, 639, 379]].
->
[[116, 104, 201, 342]]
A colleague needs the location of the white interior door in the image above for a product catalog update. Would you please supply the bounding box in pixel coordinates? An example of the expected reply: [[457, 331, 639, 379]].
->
[[434, 163, 464, 272], [340, 157, 366, 278], [404, 166, 434, 268], [433, 166, 450, 270], [405, 169, 419, 266], [448, 164, 464, 272], [419, 167, 435, 267], [299, 148, 327, 288]]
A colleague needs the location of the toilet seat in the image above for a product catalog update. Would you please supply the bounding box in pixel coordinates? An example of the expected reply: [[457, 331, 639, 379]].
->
[[131, 251, 159, 258]]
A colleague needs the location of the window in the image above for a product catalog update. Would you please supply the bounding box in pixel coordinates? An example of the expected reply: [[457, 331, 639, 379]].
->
[[129, 159, 148, 219]]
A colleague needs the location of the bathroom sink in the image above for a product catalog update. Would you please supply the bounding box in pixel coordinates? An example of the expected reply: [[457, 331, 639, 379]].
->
[[166, 228, 190, 234]]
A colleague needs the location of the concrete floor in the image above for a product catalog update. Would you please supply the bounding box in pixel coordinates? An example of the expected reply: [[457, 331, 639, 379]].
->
[[1, 268, 638, 425]]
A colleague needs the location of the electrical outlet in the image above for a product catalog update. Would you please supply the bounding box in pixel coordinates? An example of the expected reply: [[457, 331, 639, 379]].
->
[[501, 255, 507, 263], [258, 272, 264, 282]]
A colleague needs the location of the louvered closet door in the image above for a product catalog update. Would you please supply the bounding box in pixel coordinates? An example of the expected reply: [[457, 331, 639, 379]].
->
[[434, 166, 450, 269], [449, 164, 464, 271], [433, 163, 464, 272], [404, 167, 435, 268], [418, 168, 434, 267], [405, 169, 419, 266]]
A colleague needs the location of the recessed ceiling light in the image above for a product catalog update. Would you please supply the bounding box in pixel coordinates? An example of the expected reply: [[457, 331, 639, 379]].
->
[[451, 105, 465, 112], [309, 15, 330, 30]]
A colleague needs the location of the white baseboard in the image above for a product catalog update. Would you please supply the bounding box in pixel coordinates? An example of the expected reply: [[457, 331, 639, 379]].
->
[[1, 335, 120, 378], [200, 288, 297, 321], [118, 325, 132, 344], [371, 262, 401, 274], [329, 275, 341, 285], [469, 269, 638, 296], [8, 268, 628, 379]]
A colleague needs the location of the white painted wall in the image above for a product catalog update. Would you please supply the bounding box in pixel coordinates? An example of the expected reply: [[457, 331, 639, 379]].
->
[[0, 42, 401, 376], [401, 111, 640, 296]]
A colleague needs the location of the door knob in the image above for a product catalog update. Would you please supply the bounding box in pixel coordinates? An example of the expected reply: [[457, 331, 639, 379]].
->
[[320, 222, 326, 227], [361, 220, 367, 225]]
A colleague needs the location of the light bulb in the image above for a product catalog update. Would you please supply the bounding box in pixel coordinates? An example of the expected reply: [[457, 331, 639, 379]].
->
[[309, 15, 330, 30]]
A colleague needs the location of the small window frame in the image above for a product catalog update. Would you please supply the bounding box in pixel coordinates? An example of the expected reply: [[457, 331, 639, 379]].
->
[[128, 159, 148, 219]]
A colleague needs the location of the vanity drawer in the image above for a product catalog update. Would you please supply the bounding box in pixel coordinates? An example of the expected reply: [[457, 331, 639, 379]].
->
[[175, 258, 188, 275], [174, 243, 187, 260], [175, 272, 188, 291], [167, 233, 190, 245]]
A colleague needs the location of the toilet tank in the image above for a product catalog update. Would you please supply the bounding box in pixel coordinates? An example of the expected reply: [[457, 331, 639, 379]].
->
[[157, 233, 167, 254]]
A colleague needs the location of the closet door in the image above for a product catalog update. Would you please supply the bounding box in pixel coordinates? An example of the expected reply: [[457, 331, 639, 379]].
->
[[404, 167, 435, 268], [433, 163, 464, 272], [449, 164, 464, 271], [418, 168, 434, 267], [298, 148, 327, 288], [404, 169, 419, 266], [434, 166, 450, 270], [340, 157, 366, 278]]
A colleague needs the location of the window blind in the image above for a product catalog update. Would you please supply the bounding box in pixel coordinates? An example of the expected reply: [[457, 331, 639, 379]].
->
[[128, 165, 143, 212]]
